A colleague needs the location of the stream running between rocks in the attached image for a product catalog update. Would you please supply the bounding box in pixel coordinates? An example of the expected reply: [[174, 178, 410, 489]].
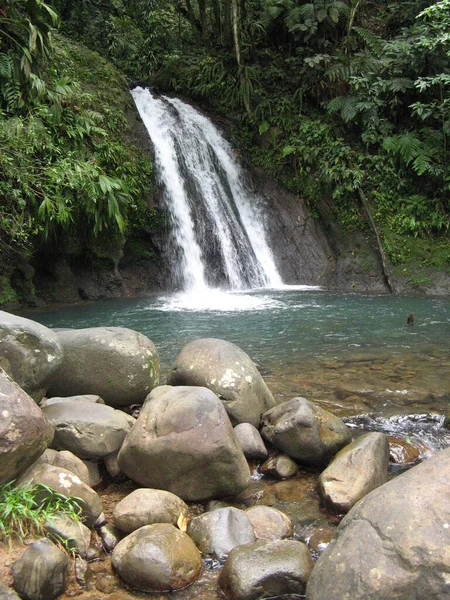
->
[[21, 288, 450, 600]]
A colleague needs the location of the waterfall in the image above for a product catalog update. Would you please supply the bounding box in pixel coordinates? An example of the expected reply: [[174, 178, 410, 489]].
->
[[132, 87, 282, 293]]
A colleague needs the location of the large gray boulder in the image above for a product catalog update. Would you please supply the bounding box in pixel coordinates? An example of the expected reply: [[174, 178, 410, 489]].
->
[[112, 523, 201, 592], [113, 489, 188, 534], [18, 463, 103, 528], [118, 386, 251, 501], [219, 539, 314, 600], [306, 447, 450, 600], [44, 513, 91, 558], [12, 538, 69, 600], [0, 311, 63, 402], [47, 327, 160, 406], [260, 397, 351, 466], [169, 338, 275, 426], [0, 369, 53, 485], [42, 400, 132, 459], [318, 432, 390, 513], [187, 507, 256, 560], [234, 423, 268, 461]]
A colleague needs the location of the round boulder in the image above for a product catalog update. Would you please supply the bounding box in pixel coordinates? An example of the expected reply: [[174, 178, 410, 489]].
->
[[12, 538, 69, 600], [18, 463, 103, 528], [169, 338, 275, 426], [187, 507, 256, 560], [47, 327, 160, 406], [0, 368, 54, 485], [245, 506, 293, 540], [118, 386, 250, 501], [113, 489, 188, 533], [318, 432, 390, 513], [0, 311, 63, 402], [260, 397, 351, 466], [234, 423, 268, 461], [306, 447, 450, 600], [219, 539, 313, 600], [112, 523, 201, 592], [42, 400, 132, 459], [260, 454, 299, 479]]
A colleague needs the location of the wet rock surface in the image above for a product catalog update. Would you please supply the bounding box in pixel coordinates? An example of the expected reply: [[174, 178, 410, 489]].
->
[[118, 385, 250, 501], [0, 311, 63, 402], [112, 523, 201, 592], [169, 338, 275, 426], [219, 539, 314, 600], [318, 432, 390, 513], [47, 327, 160, 406], [0, 368, 54, 485], [307, 447, 450, 600], [12, 538, 69, 600], [261, 397, 352, 466]]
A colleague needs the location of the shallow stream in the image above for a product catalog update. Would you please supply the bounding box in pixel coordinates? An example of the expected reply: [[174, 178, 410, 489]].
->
[[23, 288, 450, 600]]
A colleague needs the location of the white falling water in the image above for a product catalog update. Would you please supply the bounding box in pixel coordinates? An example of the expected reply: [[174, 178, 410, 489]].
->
[[132, 87, 283, 295]]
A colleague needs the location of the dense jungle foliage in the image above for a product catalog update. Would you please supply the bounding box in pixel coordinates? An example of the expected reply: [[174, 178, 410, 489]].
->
[[1, 0, 449, 300]]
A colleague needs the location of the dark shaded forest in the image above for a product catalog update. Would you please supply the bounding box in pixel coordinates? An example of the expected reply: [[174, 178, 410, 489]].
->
[[1, 0, 449, 303]]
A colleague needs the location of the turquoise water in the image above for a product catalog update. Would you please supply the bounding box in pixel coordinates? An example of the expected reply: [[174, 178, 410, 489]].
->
[[24, 288, 450, 420], [24, 289, 450, 371]]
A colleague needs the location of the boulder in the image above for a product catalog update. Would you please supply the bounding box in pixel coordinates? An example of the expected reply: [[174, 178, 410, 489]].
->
[[47, 327, 160, 406], [118, 386, 250, 501], [97, 522, 123, 553], [42, 401, 132, 459], [388, 436, 420, 464], [18, 463, 103, 528], [0, 368, 54, 485], [169, 338, 275, 426], [12, 538, 69, 600], [52, 450, 90, 485], [306, 447, 450, 600], [44, 513, 91, 557], [234, 423, 268, 461], [40, 394, 105, 408], [0, 311, 63, 401], [245, 506, 293, 540], [187, 507, 256, 560], [0, 582, 21, 600], [112, 523, 201, 592], [260, 397, 351, 466], [260, 454, 299, 479], [318, 432, 390, 513], [113, 489, 188, 533], [219, 539, 313, 600]]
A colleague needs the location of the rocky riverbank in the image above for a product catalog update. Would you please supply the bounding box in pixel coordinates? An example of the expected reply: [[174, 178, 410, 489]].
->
[[1, 309, 449, 600]]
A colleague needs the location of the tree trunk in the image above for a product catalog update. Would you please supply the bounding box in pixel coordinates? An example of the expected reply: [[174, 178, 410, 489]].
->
[[198, 0, 208, 43], [211, 0, 222, 43], [357, 187, 393, 293], [223, 0, 232, 46]]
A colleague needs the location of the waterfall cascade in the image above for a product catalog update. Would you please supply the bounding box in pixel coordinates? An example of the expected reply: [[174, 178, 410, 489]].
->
[[132, 87, 283, 293]]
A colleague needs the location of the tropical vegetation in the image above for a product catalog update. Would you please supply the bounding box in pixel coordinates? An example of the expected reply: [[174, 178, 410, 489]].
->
[[0, 0, 449, 302]]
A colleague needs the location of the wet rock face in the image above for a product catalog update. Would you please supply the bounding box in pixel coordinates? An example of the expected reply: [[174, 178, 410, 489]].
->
[[318, 432, 390, 513], [0, 368, 54, 485], [0, 310, 63, 402], [112, 524, 201, 592], [260, 397, 352, 466], [12, 538, 69, 600], [118, 385, 251, 502], [42, 400, 132, 459], [219, 539, 314, 600], [47, 327, 160, 406], [260, 454, 299, 479], [187, 507, 256, 560], [245, 506, 293, 541], [234, 423, 268, 461], [113, 489, 188, 534], [306, 447, 450, 600], [169, 338, 275, 426], [44, 514, 91, 558]]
